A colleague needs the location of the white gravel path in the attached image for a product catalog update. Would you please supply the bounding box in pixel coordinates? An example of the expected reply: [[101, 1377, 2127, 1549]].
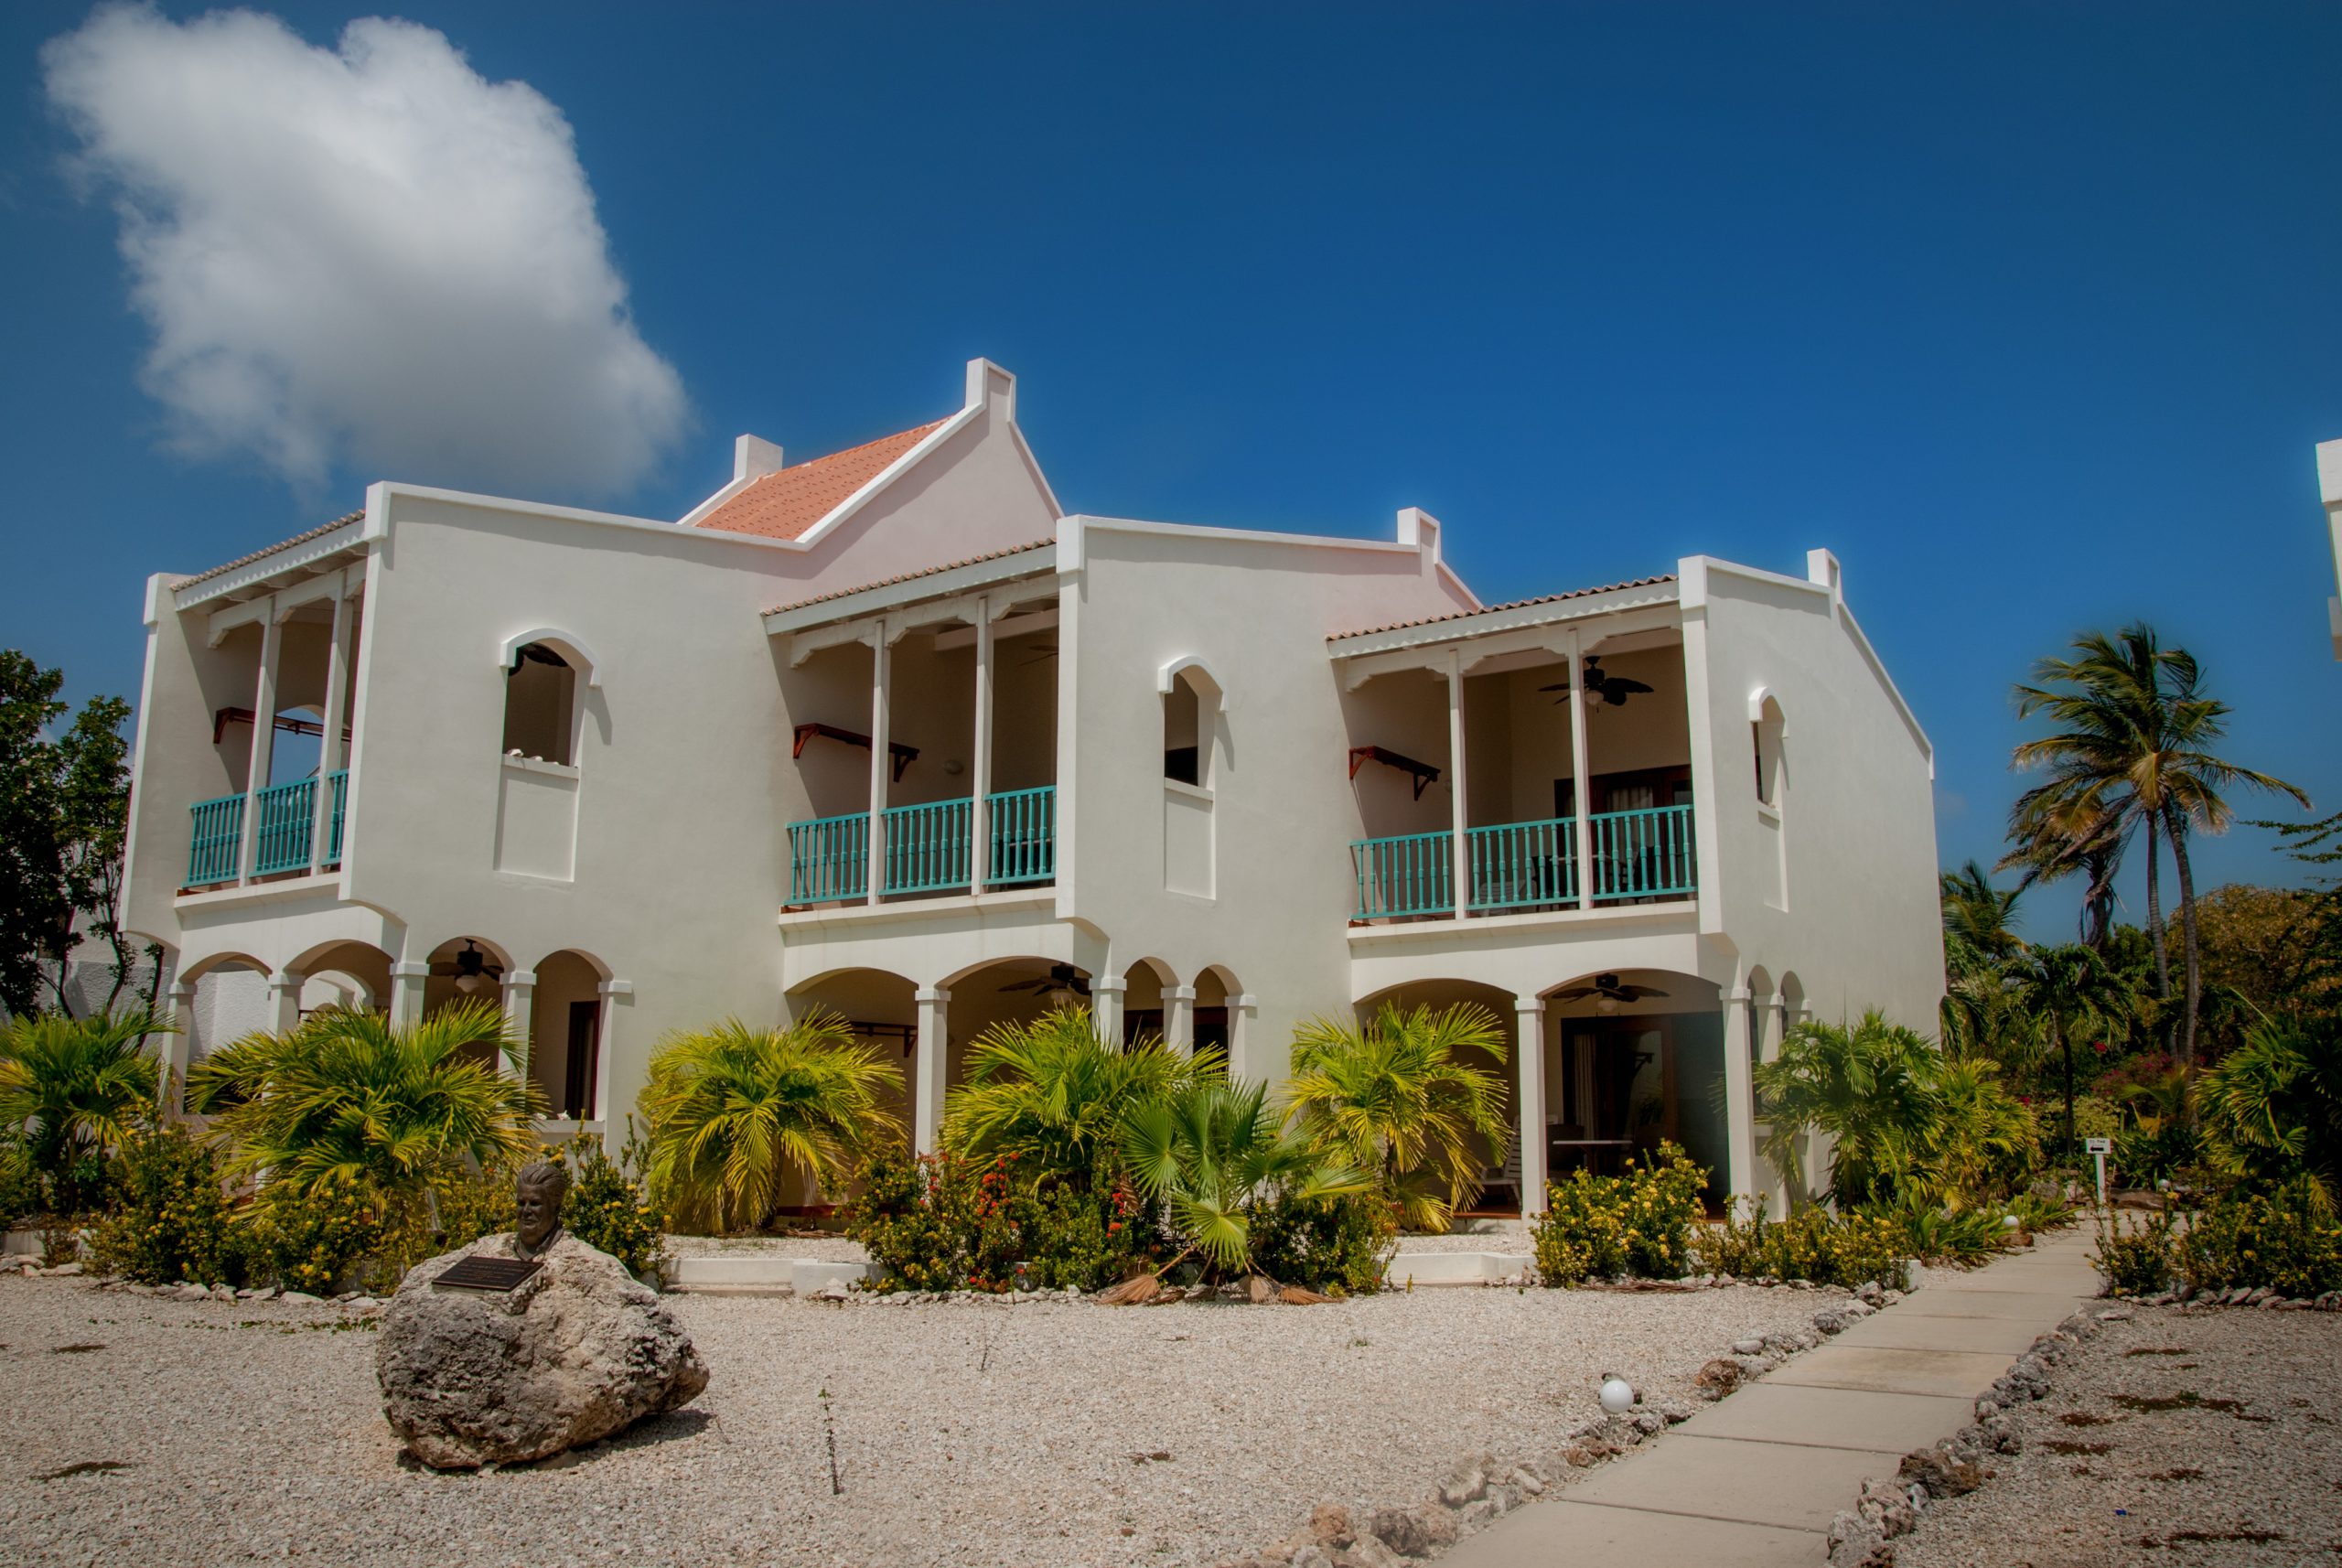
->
[[1895, 1304, 2342, 1566], [0, 1273, 1833, 1567]]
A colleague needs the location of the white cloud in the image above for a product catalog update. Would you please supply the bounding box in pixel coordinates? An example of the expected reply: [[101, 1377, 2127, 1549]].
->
[[43, 5, 686, 498]]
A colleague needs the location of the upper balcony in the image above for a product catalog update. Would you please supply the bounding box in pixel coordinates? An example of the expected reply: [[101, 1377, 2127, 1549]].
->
[[1330, 575, 1699, 927], [766, 542, 1062, 915]]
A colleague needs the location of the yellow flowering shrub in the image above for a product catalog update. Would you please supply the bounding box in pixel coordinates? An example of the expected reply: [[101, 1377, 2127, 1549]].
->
[[1531, 1142, 1708, 1287]]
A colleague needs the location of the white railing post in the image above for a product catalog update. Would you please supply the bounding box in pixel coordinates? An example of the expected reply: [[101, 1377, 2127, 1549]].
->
[[238, 606, 282, 882], [1567, 628, 1594, 909], [309, 576, 354, 875]]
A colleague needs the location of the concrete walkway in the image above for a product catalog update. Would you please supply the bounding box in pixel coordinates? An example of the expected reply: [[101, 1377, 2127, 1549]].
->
[[1441, 1228, 2102, 1567]]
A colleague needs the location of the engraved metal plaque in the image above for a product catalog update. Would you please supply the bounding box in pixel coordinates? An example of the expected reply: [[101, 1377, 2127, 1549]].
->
[[432, 1255, 543, 1294]]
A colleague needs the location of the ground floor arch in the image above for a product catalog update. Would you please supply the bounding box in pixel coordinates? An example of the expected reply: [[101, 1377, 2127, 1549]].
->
[[522, 949, 612, 1123], [1352, 977, 1522, 1218], [1542, 967, 1729, 1208]]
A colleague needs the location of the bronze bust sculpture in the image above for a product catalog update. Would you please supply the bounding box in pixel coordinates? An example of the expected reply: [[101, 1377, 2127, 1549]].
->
[[513, 1161, 569, 1260]]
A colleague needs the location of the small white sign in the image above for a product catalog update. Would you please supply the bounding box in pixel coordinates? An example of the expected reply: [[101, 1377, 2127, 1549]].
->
[[2085, 1137, 2112, 1155]]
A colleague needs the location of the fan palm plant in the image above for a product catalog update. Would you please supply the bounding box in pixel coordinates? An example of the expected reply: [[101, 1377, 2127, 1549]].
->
[[2010, 942, 2135, 1155], [0, 1008, 170, 1209], [1284, 1002, 1509, 1231], [1754, 1012, 1936, 1207], [1117, 1077, 1370, 1277], [2199, 1018, 2342, 1210], [188, 1001, 538, 1194], [640, 1014, 897, 1232], [943, 1006, 1210, 1184]]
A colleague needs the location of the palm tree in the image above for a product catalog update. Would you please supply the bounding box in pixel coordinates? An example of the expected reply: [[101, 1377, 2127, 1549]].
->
[[1117, 1078, 1370, 1278], [943, 1006, 1210, 1184], [2199, 1018, 2341, 1210], [2010, 624, 2304, 1090], [1754, 1012, 1936, 1207], [1284, 1002, 1509, 1231], [1939, 863, 2026, 1063], [0, 1008, 170, 1209], [2008, 943, 2133, 1155], [640, 1014, 898, 1232], [188, 1001, 539, 1194]]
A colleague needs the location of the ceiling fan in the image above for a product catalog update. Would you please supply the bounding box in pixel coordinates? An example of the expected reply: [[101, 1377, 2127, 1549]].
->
[[1552, 972, 1669, 1014], [1541, 656, 1653, 708], [1000, 962, 1090, 1002], [431, 940, 505, 996]]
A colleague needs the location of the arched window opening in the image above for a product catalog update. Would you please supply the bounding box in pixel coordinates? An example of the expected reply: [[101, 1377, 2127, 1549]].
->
[[1753, 699, 1785, 807], [504, 643, 577, 767], [1164, 671, 1202, 786]]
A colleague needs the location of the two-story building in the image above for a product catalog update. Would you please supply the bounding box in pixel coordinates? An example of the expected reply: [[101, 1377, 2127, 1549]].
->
[[121, 359, 1943, 1210]]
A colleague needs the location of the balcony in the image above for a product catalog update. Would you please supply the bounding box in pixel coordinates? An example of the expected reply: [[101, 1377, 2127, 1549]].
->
[[1350, 802, 1695, 920], [788, 785, 1056, 905], [188, 771, 347, 888]]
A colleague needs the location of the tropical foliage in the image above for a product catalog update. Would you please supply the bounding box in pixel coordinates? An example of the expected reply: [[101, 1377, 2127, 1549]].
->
[[1530, 1142, 1708, 1286], [1284, 1002, 1509, 1231], [1118, 1078, 1371, 1276], [639, 1014, 897, 1232], [2197, 1019, 2342, 1209], [943, 1007, 1207, 1183], [0, 1007, 168, 1212]]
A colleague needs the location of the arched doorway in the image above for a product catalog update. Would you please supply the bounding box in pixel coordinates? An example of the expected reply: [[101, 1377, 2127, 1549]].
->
[[289, 940, 392, 1019], [1353, 978, 1519, 1218], [1543, 968, 1725, 1204], [526, 950, 611, 1122], [1120, 957, 1174, 1046]]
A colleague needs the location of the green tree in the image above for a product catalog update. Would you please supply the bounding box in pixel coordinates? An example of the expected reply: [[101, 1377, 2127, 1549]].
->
[[1118, 1077, 1370, 1277], [1755, 1012, 1939, 1207], [2010, 624, 2304, 1093], [640, 1014, 898, 1232], [2010, 942, 2134, 1155], [0, 651, 136, 1019], [1284, 1002, 1510, 1231], [2199, 1018, 2342, 1210], [188, 1001, 540, 1194], [1939, 862, 2026, 1063], [0, 1008, 171, 1211], [943, 1006, 1209, 1184]]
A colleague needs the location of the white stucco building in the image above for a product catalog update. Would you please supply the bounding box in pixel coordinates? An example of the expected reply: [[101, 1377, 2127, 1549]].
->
[[2316, 438, 2342, 660], [121, 360, 1943, 1209]]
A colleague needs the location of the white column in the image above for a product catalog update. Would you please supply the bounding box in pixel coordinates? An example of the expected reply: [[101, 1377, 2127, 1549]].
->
[[865, 623, 891, 906], [1445, 647, 1468, 919], [500, 970, 538, 1083], [1721, 985, 1756, 1204], [267, 969, 304, 1034], [160, 980, 196, 1118], [970, 595, 994, 894], [238, 610, 283, 881], [1166, 983, 1197, 1055], [1750, 987, 1787, 1217], [1514, 993, 1548, 1218], [308, 583, 355, 875], [1090, 977, 1126, 1047], [388, 961, 429, 1026], [913, 985, 951, 1155], [593, 979, 630, 1133], [1230, 992, 1258, 1077], [1567, 628, 1593, 909]]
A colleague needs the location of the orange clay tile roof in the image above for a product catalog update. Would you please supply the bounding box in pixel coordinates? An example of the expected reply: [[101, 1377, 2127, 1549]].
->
[[177, 510, 367, 588], [1329, 575, 1678, 641], [693, 420, 948, 540], [766, 539, 1058, 617]]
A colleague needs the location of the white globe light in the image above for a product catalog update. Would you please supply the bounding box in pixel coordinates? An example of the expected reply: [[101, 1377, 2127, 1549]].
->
[[1599, 1377, 1634, 1415]]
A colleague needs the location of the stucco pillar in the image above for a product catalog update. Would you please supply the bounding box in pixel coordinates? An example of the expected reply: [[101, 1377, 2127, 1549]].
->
[[866, 624, 892, 906], [388, 961, 429, 1027], [267, 969, 304, 1035], [970, 594, 994, 894], [1567, 627, 1594, 908], [1721, 986, 1756, 1204], [500, 970, 537, 1083], [1750, 987, 1789, 1217], [1230, 992, 1258, 1077], [238, 610, 283, 882], [1514, 993, 1549, 1218], [308, 584, 355, 875], [160, 980, 196, 1118], [1166, 984, 1197, 1055], [913, 985, 951, 1155], [593, 979, 631, 1132], [1090, 977, 1126, 1047], [1445, 648, 1468, 919]]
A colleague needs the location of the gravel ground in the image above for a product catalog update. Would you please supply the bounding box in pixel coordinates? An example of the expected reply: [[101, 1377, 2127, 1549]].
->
[[1896, 1304, 2342, 1568], [0, 1273, 1834, 1567]]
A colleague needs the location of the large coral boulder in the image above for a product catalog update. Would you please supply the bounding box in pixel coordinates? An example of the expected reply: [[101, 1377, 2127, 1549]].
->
[[376, 1230, 707, 1468]]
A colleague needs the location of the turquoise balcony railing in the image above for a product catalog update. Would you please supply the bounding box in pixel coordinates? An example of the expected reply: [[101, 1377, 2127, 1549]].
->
[[788, 786, 1058, 905], [187, 794, 244, 886], [188, 768, 349, 886], [788, 811, 870, 903], [986, 786, 1056, 886], [1351, 803, 1697, 919]]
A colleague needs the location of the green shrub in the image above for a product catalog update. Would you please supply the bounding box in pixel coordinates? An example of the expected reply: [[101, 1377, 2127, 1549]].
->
[[241, 1173, 383, 1294], [1861, 1193, 2013, 1267], [2092, 1204, 2179, 1297], [2112, 1118, 2204, 1189], [2177, 1179, 2342, 1298], [1691, 1201, 1911, 1290], [1531, 1143, 1708, 1287], [369, 1159, 520, 1288], [550, 1122, 667, 1279], [1250, 1191, 1393, 1294], [843, 1144, 1156, 1293], [87, 1125, 241, 1286], [0, 1142, 39, 1227]]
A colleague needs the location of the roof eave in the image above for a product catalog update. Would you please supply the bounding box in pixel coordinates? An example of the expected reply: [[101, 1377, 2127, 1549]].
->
[[1327, 578, 1682, 658]]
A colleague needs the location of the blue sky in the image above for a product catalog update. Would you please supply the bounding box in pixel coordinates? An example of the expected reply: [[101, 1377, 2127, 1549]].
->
[[5, 3, 2339, 939]]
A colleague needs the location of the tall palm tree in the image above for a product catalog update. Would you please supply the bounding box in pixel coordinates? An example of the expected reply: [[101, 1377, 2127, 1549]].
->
[[1939, 863, 2026, 1062], [2009, 942, 2133, 1155], [0, 1008, 169, 1208], [640, 1014, 897, 1232], [2010, 624, 2304, 1090], [943, 1006, 1211, 1184], [1284, 1003, 1509, 1231], [188, 1001, 538, 1194], [1117, 1077, 1369, 1277]]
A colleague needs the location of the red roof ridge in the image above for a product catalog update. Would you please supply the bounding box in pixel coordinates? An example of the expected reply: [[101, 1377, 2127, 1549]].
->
[[693, 419, 948, 542]]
